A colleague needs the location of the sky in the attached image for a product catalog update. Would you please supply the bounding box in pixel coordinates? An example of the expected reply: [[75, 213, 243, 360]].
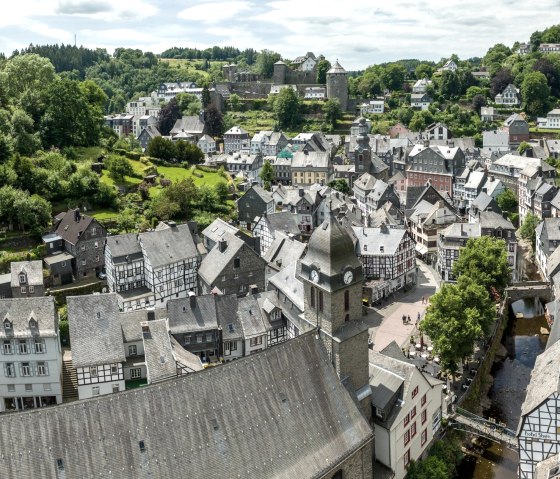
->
[[1, 0, 559, 70]]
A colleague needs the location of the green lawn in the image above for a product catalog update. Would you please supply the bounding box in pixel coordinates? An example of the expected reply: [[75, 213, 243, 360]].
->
[[74, 146, 105, 162], [157, 166, 227, 187], [100, 170, 143, 189], [159, 58, 214, 80], [90, 209, 119, 221]]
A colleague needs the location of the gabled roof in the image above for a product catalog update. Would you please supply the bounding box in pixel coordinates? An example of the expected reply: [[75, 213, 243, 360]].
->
[[170, 116, 205, 135], [139, 223, 199, 269], [55, 209, 100, 245], [142, 318, 177, 383], [521, 339, 560, 416], [268, 261, 304, 311], [261, 211, 301, 237], [167, 294, 219, 334], [353, 172, 377, 192], [478, 210, 515, 231], [68, 293, 126, 368], [353, 226, 409, 256], [105, 233, 143, 262], [470, 192, 500, 214], [291, 151, 331, 169], [119, 308, 167, 343], [327, 60, 346, 73], [237, 295, 268, 337], [140, 125, 161, 139], [0, 332, 373, 479], [10, 260, 43, 288], [0, 297, 56, 338], [262, 232, 307, 271], [202, 218, 239, 244]]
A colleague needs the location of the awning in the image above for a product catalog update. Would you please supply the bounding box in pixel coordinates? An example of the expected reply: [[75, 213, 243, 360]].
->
[[415, 243, 428, 255]]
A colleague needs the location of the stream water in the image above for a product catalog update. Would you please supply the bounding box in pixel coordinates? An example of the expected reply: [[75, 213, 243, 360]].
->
[[460, 298, 549, 478]]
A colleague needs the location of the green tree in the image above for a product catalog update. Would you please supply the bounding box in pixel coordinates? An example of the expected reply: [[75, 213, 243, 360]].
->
[[316, 59, 331, 84], [255, 49, 282, 78], [204, 104, 224, 136], [496, 188, 518, 214], [149, 193, 181, 220], [10, 109, 41, 156], [406, 456, 449, 479], [0, 133, 13, 163], [415, 64, 434, 80], [520, 212, 540, 249], [116, 207, 138, 233], [274, 87, 301, 129], [105, 155, 134, 181], [323, 98, 342, 128], [452, 236, 511, 292], [146, 137, 177, 161], [522, 71, 551, 116], [175, 140, 204, 164], [214, 182, 229, 203], [201, 86, 211, 108], [518, 141, 532, 154], [228, 93, 242, 111], [259, 159, 274, 190], [2, 53, 56, 101], [381, 63, 406, 91], [176, 93, 202, 116], [157, 97, 181, 136], [409, 110, 434, 132], [328, 179, 351, 195]]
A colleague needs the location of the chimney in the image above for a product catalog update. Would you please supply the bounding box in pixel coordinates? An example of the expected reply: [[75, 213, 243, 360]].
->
[[380, 222, 389, 234], [199, 109, 205, 122], [299, 188, 304, 197], [188, 290, 196, 308], [166, 220, 177, 228], [147, 309, 155, 321], [249, 284, 259, 295], [304, 150, 309, 155], [423, 139, 430, 148], [74, 208, 80, 222], [218, 238, 228, 252]]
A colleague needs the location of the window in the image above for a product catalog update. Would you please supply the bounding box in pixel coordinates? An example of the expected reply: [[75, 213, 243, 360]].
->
[[34, 341, 45, 353], [92, 227, 97, 235], [92, 386, 100, 396], [318, 290, 324, 313], [234, 273, 239, 280], [421, 393, 426, 406], [5, 362, 15, 377], [112, 384, 120, 393], [29, 286, 34, 294], [111, 364, 118, 375], [421, 409, 427, 425], [404, 413, 410, 427], [197, 334, 203, 343], [250, 336, 263, 347], [81, 259, 86, 266], [344, 290, 349, 311], [90, 366, 98, 377], [412, 385, 419, 398], [310, 286, 315, 308], [37, 362, 48, 376], [411, 421, 417, 438], [7, 384, 15, 392], [20, 286, 26, 294], [421, 429, 427, 446], [131, 368, 142, 379], [206, 333, 213, 342], [19, 340, 28, 354], [404, 449, 411, 467], [19, 273, 26, 284], [128, 345, 137, 356], [411, 406, 417, 419], [21, 363, 31, 376], [3, 340, 13, 354], [234, 257, 240, 268], [94, 241, 99, 248], [404, 429, 410, 446], [239, 284, 245, 293], [43, 383, 52, 391], [184, 335, 191, 345]]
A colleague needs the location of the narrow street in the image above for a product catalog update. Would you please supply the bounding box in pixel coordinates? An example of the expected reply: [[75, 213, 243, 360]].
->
[[368, 260, 439, 352]]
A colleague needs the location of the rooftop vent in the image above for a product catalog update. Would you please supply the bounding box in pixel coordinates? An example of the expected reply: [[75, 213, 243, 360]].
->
[[138, 440, 146, 453]]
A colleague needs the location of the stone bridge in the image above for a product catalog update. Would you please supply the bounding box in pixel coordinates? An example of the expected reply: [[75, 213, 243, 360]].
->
[[504, 281, 553, 315]]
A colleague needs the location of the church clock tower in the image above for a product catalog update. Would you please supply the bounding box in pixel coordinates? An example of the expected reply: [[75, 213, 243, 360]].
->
[[297, 212, 371, 419]]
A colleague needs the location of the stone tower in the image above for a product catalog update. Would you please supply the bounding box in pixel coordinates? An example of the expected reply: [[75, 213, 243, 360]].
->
[[273, 60, 288, 85], [297, 212, 371, 418], [355, 117, 372, 173], [326, 60, 348, 111]]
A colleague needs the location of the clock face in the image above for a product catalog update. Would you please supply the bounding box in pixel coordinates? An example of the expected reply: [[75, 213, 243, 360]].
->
[[343, 270, 354, 285], [310, 269, 320, 283]]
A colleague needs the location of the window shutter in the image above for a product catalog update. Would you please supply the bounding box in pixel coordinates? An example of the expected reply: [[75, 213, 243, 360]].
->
[[45, 363, 49, 376], [3, 364, 6, 376], [29, 341, 35, 354]]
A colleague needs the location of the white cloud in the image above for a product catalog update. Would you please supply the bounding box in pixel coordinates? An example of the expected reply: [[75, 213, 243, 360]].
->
[[178, 1, 251, 23]]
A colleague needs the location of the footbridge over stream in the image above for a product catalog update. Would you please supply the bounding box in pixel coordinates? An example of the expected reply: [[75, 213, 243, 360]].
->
[[504, 282, 552, 315]]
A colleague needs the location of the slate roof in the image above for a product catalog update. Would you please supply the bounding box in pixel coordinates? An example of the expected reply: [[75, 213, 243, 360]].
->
[[0, 332, 373, 479], [262, 233, 307, 271], [202, 218, 239, 244], [140, 125, 161, 139], [464, 171, 486, 190], [478, 211, 515, 231], [551, 190, 560, 211], [55, 209, 97, 245], [169, 335, 203, 372], [268, 261, 305, 311], [521, 339, 560, 416], [0, 297, 56, 338], [300, 213, 362, 278], [215, 294, 242, 340], [470, 192, 500, 214], [67, 293, 126, 368], [291, 151, 331, 169], [441, 222, 481, 240], [354, 172, 377, 192], [237, 295, 268, 337], [170, 116, 205, 136], [328, 60, 346, 73], [105, 233, 143, 262], [139, 223, 199, 269], [119, 308, 167, 343], [167, 294, 219, 334], [142, 319, 177, 383], [353, 226, 409, 256], [540, 218, 560, 242], [10, 260, 43, 288], [263, 211, 301, 237], [198, 233, 250, 286], [224, 125, 249, 136]]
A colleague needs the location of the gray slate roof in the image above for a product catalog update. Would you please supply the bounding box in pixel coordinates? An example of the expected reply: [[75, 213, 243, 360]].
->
[[105, 233, 143, 262], [202, 218, 239, 244], [139, 223, 199, 269], [0, 297, 56, 338], [0, 332, 373, 479], [521, 338, 560, 416], [237, 295, 268, 337], [119, 308, 167, 343], [170, 116, 205, 136], [10, 260, 43, 288], [353, 226, 409, 256], [215, 294, 242, 340], [142, 318, 177, 383], [55, 209, 99, 245], [268, 261, 305, 311], [262, 232, 307, 271], [263, 211, 301, 237], [68, 293, 126, 368], [167, 294, 219, 334], [198, 233, 248, 286]]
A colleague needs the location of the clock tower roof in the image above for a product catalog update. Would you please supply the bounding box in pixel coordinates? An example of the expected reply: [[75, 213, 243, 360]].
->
[[300, 212, 361, 278]]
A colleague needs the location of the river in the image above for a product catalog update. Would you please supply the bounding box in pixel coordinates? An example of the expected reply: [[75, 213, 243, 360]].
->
[[461, 298, 549, 479]]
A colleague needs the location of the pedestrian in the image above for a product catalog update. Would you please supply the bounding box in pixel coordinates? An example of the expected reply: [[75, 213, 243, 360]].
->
[[402, 314, 406, 324], [407, 315, 411, 324], [422, 296, 425, 304], [417, 311, 421, 321]]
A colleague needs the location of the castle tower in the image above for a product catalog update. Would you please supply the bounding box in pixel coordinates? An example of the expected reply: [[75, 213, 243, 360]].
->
[[326, 60, 348, 111], [273, 60, 288, 85], [355, 117, 372, 173], [297, 212, 371, 418]]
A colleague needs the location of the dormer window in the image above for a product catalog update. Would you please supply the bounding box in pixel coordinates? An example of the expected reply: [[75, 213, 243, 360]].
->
[[19, 273, 26, 284], [3, 319, 12, 331], [29, 318, 37, 330]]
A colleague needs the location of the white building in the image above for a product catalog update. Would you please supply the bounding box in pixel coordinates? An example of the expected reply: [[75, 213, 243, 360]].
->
[[304, 87, 326, 99], [197, 134, 216, 154], [495, 84, 520, 106], [537, 109, 560, 129], [68, 294, 126, 400], [223, 126, 250, 154], [411, 93, 432, 111], [0, 297, 62, 412], [370, 345, 444, 479], [412, 78, 432, 94], [360, 99, 385, 115]]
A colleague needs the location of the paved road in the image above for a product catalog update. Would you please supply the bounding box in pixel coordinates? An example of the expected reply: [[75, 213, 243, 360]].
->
[[369, 260, 439, 352]]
